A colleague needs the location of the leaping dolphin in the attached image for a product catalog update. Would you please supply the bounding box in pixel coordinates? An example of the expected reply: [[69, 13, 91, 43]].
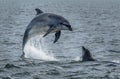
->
[[22, 8, 72, 57]]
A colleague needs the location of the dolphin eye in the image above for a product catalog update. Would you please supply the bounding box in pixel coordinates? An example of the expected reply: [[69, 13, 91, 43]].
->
[[60, 23, 63, 25]]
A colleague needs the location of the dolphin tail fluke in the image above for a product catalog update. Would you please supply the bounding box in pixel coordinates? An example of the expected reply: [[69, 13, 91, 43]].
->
[[21, 52, 25, 59], [82, 46, 95, 61], [43, 26, 54, 37], [54, 31, 61, 43]]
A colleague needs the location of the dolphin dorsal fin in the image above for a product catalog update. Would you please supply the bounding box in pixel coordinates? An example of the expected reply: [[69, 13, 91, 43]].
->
[[35, 8, 43, 15], [82, 46, 95, 61]]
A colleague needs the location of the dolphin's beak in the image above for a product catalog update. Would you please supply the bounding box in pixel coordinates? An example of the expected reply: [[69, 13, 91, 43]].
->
[[66, 25, 73, 31], [62, 23, 73, 31], [68, 26, 73, 31]]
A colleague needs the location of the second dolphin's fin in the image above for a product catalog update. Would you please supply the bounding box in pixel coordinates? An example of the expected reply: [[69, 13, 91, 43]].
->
[[82, 46, 95, 61], [54, 31, 61, 43]]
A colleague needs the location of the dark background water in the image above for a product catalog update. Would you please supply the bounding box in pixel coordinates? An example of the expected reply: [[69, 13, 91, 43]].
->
[[0, 0, 120, 79]]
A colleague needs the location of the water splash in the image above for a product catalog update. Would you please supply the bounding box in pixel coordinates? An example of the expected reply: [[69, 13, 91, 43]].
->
[[73, 56, 81, 61], [23, 35, 58, 61]]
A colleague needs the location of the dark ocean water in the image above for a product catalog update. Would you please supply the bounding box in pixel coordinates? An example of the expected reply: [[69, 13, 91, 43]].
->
[[0, 0, 120, 79]]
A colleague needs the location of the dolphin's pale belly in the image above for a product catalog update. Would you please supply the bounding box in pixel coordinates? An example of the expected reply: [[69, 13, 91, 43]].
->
[[28, 25, 54, 38]]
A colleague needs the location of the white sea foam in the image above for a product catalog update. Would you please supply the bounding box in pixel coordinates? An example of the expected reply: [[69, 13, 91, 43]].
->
[[112, 60, 120, 64], [23, 35, 58, 61], [73, 56, 80, 61]]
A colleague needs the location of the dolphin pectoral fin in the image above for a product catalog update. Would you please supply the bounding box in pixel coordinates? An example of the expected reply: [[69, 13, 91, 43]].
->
[[54, 31, 61, 43], [43, 27, 54, 37]]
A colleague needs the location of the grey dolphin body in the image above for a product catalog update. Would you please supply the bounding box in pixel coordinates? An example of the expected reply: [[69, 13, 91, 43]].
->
[[22, 9, 72, 57], [82, 46, 95, 61]]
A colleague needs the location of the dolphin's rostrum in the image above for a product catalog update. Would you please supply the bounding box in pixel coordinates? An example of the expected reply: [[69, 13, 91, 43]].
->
[[22, 8, 72, 57]]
